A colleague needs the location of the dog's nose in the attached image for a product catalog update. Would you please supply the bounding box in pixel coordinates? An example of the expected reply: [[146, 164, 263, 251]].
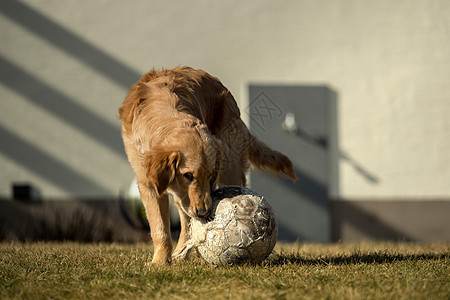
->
[[196, 208, 210, 218]]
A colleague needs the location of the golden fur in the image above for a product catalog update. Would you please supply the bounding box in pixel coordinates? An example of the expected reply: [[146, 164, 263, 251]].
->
[[119, 67, 296, 264]]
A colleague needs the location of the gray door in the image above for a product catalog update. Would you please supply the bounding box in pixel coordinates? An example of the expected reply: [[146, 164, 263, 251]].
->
[[247, 85, 338, 242]]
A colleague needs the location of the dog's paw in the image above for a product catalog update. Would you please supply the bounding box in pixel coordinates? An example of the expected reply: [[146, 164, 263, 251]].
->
[[172, 242, 194, 262]]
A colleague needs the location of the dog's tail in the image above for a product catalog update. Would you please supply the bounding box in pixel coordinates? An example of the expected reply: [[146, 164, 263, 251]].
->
[[248, 135, 298, 181]]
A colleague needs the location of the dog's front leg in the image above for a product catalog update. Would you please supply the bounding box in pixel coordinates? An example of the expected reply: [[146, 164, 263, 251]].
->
[[172, 201, 191, 260], [139, 185, 172, 264]]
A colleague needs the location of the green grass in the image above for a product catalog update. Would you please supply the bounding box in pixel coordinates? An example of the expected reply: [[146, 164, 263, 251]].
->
[[0, 242, 448, 299]]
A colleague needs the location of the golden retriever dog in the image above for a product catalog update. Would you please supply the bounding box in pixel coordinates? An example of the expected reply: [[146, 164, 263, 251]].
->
[[119, 67, 297, 264]]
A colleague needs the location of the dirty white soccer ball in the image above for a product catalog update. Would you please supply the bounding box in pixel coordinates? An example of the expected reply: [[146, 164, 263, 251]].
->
[[189, 186, 278, 266]]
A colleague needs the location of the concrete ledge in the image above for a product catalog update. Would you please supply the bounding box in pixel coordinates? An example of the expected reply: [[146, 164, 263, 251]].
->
[[331, 200, 450, 242], [2, 198, 448, 243]]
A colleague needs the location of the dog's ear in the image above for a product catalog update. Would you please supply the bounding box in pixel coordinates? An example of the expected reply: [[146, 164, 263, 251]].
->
[[144, 149, 180, 195]]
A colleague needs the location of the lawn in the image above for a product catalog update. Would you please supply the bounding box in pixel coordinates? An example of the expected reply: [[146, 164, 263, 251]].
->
[[0, 242, 448, 299]]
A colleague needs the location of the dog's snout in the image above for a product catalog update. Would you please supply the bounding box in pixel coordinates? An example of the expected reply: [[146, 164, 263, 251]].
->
[[196, 208, 210, 218]]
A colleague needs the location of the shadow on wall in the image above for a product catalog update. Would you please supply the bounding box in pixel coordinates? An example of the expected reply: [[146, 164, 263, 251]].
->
[[281, 114, 379, 185], [0, 125, 111, 196], [0, 1, 144, 197], [0, 57, 125, 157], [0, 1, 139, 89], [0, 0, 140, 156]]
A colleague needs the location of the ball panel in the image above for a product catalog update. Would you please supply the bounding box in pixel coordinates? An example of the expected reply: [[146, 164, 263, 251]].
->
[[224, 219, 253, 247], [231, 195, 257, 217], [210, 200, 234, 230], [247, 238, 272, 263], [253, 206, 276, 237], [197, 229, 227, 265], [220, 246, 251, 266]]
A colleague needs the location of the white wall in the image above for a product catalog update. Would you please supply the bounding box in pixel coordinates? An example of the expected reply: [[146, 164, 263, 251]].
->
[[1, 0, 449, 199]]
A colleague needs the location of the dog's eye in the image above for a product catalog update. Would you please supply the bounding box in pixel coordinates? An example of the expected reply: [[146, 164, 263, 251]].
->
[[183, 173, 194, 181]]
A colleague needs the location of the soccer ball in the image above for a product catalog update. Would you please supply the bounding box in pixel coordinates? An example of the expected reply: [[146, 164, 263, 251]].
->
[[189, 186, 278, 266]]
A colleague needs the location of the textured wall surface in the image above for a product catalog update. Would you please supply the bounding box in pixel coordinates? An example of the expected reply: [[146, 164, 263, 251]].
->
[[1, 0, 449, 199]]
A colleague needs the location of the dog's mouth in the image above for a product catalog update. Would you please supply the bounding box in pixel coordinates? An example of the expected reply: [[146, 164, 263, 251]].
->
[[187, 208, 209, 221], [179, 197, 212, 221], [178, 197, 200, 220]]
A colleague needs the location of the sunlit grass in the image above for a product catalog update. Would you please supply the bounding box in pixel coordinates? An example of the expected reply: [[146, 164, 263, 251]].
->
[[0, 242, 448, 299]]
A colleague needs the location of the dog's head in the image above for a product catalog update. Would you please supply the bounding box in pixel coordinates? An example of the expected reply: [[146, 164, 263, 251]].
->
[[144, 125, 221, 220]]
